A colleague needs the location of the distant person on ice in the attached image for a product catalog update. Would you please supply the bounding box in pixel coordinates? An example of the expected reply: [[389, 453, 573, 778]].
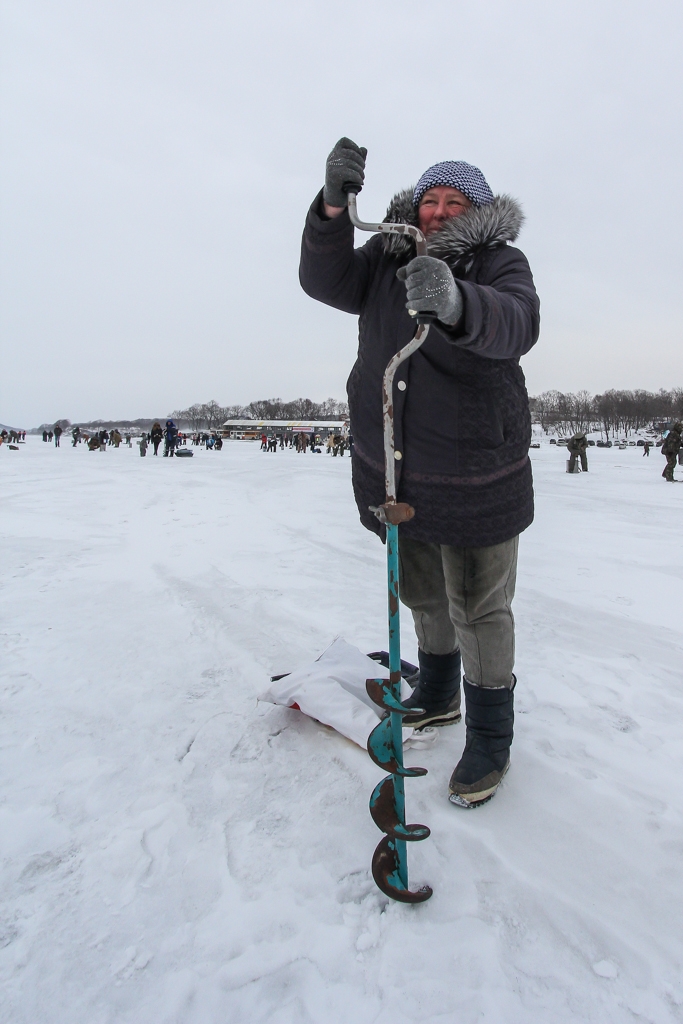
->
[[150, 422, 163, 456], [300, 139, 539, 807], [661, 422, 682, 482], [164, 420, 178, 457], [567, 432, 588, 473]]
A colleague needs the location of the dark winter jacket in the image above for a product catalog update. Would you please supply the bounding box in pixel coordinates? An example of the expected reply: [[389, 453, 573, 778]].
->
[[567, 436, 588, 455], [662, 429, 682, 456], [299, 189, 540, 546], [165, 421, 178, 445]]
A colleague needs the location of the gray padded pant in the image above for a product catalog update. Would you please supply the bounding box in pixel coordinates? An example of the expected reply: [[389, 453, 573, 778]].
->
[[398, 535, 518, 688]]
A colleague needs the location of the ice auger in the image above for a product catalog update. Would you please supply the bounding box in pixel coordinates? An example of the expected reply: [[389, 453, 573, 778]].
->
[[345, 186, 434, 904]]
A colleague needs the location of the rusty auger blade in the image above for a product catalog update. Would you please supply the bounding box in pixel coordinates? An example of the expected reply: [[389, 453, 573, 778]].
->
[[369, 776, 430, 841], [366, 676, 420, 715], [372, 836, 433, 905], [366, 672, 432, 903], [366, 714, 427, 777]]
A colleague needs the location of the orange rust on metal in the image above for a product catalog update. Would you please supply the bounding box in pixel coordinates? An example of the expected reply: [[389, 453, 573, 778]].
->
[[389, 593, 399, 617], [381, 502, 415, 525], [370, 777, 405, 835], [371, 837, 433, 904], [365, 677, 389, 711], [366, 719, 428, 777], [369, 777, 431, 842], [365, 677, 410, 714]]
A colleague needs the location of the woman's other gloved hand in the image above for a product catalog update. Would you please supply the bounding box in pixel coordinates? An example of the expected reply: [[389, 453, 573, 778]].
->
[[396, 256, 463, 326]]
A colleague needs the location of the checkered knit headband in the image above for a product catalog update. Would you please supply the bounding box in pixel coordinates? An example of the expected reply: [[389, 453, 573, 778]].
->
[[413, 161, 494, 207]]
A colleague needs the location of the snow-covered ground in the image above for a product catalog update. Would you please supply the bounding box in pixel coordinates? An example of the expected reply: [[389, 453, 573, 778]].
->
[[2, 437, 683, 1024]]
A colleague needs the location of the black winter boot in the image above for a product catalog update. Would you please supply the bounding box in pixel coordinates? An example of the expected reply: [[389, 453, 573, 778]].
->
[[448, 678, 515, 807], [402, 649, 462, 730]]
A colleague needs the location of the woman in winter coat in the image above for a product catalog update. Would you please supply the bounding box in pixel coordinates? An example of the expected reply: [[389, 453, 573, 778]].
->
[[150, 422, 163, 456], [300, 139, 540, 807]]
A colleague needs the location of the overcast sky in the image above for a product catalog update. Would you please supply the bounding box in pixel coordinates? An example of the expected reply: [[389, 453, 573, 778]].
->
[[2, 0, 682, 426]]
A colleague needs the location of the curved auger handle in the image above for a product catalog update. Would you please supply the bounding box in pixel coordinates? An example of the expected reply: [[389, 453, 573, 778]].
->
[[345, 191, 435, 503], [346, 191, 430, 257], [366, 677, 433, 904], [345, 188, 437, 323]]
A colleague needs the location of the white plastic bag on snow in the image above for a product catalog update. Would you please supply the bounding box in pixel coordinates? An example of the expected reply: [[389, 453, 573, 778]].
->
[[259, 637, 437, 750]]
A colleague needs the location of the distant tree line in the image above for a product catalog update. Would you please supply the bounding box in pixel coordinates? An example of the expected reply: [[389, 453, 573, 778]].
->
[[531, 389, 683, 437], [169, 397, 350, 430], [31, 398, 350, 433], [31, 417, 161, 434]]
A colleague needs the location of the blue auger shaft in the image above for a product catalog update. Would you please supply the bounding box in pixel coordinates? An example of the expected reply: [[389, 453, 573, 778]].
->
[[386, 521, 407, 889]]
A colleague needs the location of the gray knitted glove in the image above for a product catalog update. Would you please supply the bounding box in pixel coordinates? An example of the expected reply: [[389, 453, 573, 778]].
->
[[396, 256, 463, 326], [324, 137, 367, 208]]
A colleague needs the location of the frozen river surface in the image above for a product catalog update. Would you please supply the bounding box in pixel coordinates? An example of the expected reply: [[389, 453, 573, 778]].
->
[[2, 438, 683, 1023]]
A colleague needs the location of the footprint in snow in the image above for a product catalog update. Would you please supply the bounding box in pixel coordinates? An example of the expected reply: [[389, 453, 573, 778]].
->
[[592, 959, 619, 979]]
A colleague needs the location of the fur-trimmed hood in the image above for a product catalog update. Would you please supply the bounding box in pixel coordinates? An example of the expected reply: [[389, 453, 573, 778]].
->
[[383, 188, 524, 271]]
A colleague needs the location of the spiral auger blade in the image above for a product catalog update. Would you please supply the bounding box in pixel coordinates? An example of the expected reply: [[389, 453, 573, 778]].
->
[[372, 837, 433, 905], [367, 712, 427, 778], [369, 776, 430, 841], [366, 673, 433, 904]]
